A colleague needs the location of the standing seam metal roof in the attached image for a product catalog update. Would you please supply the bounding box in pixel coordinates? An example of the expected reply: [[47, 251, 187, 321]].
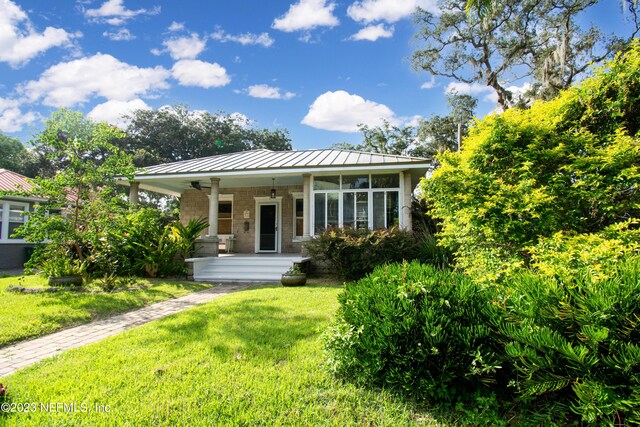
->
[[139, 149, 431, 176], [0, 168, 33, 192]]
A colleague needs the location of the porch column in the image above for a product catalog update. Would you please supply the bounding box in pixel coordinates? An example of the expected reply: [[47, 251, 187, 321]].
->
[[129, 181, 140, 206], [208, 177, 220, 238], [401, 171, 413, 231], [303, 173, 311, 239]]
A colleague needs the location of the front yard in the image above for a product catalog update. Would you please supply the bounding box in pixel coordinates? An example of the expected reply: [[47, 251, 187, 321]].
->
[[0, 284, 439, 426], [0, 274, 212, 348]]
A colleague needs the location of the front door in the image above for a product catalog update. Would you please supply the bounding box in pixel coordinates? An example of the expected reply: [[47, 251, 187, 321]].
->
[[258, 203, 277, 252]]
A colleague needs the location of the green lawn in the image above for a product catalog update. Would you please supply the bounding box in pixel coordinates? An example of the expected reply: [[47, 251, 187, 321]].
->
[[0, 284, 440, 426], [0, 275, 211, 348]]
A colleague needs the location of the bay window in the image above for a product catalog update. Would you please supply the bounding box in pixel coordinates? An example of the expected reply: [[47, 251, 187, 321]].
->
[[312, 173, 401, 233]]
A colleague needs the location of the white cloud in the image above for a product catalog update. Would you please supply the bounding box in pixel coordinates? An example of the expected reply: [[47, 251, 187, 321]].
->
[[87, 98, 150, 128], [347, 0, 438, 23], [421, 76, 436, 89], [84, 0, 160, 26], [168, 21, 184, 32], [246, 84, 295, 100], [0, 0, 77, 68], [272, 0, 339, 32], [405, 114, 423, 127], [155, 33, 206, 60], [0, 98, 37, 132], [211, 29, 274, 47], [171, 60, 231, 88], [102, 28, 135, 41], [350, 23, 393, 41], [445, 81, 497, 102], [22, 53, 171, 107], [302, 90, 398, 132]]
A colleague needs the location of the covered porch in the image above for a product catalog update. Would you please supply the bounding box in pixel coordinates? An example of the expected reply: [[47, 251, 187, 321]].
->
[[121, 149, 431, 281]]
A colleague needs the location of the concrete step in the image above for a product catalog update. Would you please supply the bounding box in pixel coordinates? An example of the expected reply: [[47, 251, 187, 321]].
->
[[193, 255, 308, 282]]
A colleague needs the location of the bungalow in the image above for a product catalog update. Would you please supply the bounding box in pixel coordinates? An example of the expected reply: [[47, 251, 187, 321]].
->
[[124, 149, 432, 281], [0, 169, 39, 270]]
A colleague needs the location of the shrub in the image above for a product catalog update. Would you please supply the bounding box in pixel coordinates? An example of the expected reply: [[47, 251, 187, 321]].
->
[[527, 220, 640, 282], [304, 227, 449, 280], [422, 42, 640, 282], [497, 260, 640, 424], [324, 261, 503, 401]]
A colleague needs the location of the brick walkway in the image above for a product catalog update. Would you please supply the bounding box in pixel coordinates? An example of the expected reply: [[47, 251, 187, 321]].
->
[[0, 283, 253, 377]]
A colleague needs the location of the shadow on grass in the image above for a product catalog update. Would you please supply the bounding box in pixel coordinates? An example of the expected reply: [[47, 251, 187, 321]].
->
[[149, 290, 328, 361]]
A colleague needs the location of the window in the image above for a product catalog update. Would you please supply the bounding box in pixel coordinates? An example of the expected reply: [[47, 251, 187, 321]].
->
[[218, 200, 232, 234], [312, 174, 401, 233], [314, 192, 338, 233], [313, 176, 340, 190], [342, 174, 369, 189], [293, 195, 304, 239], [373, 191, 399, 229], [0, 200, 29, 242]]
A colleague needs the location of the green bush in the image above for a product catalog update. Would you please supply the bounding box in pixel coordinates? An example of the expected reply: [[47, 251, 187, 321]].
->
[[304, 227, 449, 280], [324, 261, 503, 401], [497, 260, 640, 424], [422, 42, 640, 283]]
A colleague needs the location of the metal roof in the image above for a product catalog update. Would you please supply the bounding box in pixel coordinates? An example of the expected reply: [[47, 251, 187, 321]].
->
[[139, 149, 432, 176], [0, 168, 33, 192]]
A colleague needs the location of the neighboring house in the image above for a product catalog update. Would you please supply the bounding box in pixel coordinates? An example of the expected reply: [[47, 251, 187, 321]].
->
[[0, 169, 40, 270], [123, 149, 432, 281]]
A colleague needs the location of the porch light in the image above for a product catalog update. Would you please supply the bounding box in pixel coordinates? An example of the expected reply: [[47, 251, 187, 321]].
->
[[270, 178, 276, 199]]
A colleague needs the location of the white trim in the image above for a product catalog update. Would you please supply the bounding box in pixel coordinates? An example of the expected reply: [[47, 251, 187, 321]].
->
[[291, 192, 304, 242], [399, 172, 405, 229], [254, 196, 282, 253], [218, 194, 234, 236], [0, 200, 30, 243], [131, 164, 428, 182], [310, 173, 401, 234]]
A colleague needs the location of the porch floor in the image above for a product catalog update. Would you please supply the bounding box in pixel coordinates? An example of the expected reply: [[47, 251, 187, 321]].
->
[[190, 254, 311, 283]]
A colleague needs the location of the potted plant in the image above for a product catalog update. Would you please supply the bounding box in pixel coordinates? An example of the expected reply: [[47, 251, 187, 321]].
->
[[281, 265, 307, 287], [42, 257, 87, 287]]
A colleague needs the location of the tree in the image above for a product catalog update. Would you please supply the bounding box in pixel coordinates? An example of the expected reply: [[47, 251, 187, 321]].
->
[[121, 105, 292, 166], [412, 0, 639, 109], [0, 134, 36, 176], [357, 120, 416, 155], [414, 94, 477, 157], [422, 42, 640, 281], [17, 109, 135, 269]]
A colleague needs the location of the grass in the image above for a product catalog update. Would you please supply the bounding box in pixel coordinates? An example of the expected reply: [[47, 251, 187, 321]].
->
[[0, 274, 211, 348], [0, 284, 440, 426]]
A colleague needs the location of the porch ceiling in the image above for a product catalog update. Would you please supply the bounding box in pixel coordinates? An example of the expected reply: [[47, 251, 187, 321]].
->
[[131, 172, 306, 196]]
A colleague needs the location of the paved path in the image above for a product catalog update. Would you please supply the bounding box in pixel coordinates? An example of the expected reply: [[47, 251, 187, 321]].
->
[[0, 283, 252, 377]]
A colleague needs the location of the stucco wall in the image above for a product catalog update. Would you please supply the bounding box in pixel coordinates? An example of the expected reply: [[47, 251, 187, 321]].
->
[[180, 185, 303, 254]]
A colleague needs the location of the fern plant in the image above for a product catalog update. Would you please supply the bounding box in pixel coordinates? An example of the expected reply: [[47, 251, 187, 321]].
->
[[497, 260, 640, 424]]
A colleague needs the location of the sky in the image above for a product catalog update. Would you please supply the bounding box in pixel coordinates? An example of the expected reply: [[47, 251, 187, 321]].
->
[[0, 0, 635, 151]]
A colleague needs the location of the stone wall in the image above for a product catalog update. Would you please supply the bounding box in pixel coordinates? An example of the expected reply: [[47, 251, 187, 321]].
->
[[180, 185, 304, 254]]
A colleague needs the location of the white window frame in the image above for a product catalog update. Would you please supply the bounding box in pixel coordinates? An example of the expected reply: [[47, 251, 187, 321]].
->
[[0, 200, 30, 243], [310, 173, 401, 235], [218, 194, 234, 235], [291, 192, 304, 242]]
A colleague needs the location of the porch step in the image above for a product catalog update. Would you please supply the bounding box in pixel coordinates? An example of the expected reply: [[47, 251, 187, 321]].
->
[[192, 255, 308, 282]]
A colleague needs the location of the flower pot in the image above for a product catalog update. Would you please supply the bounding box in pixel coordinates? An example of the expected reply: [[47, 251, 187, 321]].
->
[[281, 273, 307, 287], [48, 275, 84, 287]]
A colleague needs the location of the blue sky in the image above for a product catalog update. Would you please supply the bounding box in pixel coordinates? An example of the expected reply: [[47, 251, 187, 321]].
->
[[0, 0, 634, 150]]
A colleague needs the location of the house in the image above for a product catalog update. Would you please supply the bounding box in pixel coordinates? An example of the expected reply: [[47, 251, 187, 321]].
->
[[0, 169, 40, 270], [123, 149, 432, 281]]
